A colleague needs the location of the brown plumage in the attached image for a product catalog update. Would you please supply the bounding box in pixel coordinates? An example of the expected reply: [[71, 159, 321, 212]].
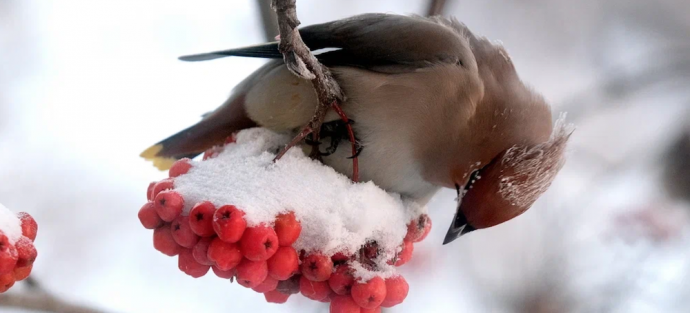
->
[[141, 13, 572, 244]]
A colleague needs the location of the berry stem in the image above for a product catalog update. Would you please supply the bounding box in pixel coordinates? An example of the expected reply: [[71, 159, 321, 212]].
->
[[331, 101, 359, 182]]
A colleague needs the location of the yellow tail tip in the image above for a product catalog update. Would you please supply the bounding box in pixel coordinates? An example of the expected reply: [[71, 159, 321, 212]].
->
[[140, 144, 176, 171]]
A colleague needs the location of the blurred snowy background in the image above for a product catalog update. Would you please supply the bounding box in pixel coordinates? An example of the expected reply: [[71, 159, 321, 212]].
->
[[1, 0, 689, 312]]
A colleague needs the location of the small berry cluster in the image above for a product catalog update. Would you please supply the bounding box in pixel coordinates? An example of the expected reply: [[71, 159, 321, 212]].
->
[[138, 136, 432, 312], [0, 212, 38, 293], [202, 134, 237, 160], [322, 213, 430, 312]]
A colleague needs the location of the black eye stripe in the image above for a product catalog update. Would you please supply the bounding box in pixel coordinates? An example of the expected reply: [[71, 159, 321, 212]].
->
[[463, 169, 482, 192]]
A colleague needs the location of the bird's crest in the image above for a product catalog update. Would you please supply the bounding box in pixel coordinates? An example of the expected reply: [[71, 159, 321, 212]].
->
[[498, 114, 574, 208]]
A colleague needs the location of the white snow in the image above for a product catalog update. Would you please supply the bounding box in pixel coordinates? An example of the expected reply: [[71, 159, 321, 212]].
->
[[0, 203, 23, 244], [174, 127, 426, 279]]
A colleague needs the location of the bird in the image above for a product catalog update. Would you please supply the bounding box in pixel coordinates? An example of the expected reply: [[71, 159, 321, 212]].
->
[[140, 13, 572, 245]]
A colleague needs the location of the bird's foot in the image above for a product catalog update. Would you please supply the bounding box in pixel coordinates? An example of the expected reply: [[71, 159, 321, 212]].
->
[[331, 102, 359, 182], [273, 100, 329, 163]]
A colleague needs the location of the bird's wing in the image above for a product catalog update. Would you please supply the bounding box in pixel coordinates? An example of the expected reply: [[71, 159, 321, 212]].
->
[[179, 42, 283, 61], [179, 13, 471, 73]]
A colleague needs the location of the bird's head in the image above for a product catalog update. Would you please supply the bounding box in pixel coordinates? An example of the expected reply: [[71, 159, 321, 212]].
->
[[432, 25, 575, 244], [443, 117, 572, 244]]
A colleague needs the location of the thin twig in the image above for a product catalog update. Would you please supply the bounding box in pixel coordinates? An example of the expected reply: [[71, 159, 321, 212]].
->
[[23, 276, 42, 291], [426, 0, 448, 16], [0, 292, 106, 313], [257, 0, 279, 42], [270, 0, 360, 182]]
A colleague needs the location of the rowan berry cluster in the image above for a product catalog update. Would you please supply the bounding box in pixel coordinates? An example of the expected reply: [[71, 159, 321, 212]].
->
[[138, 134, 431, 312], [0, 209, 38, 293]]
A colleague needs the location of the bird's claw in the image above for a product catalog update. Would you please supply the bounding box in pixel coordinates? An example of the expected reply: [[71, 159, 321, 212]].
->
[[346, 143, 364, 159]]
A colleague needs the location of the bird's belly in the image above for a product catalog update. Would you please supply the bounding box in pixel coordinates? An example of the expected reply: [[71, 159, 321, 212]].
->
[[310, 126, 440, 204]]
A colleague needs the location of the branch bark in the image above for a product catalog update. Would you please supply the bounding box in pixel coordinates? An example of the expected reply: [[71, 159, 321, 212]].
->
[[257, 0, 279, 42], [270, 0, 359, 181], [0, 292, 106, 313], [271, 0, 343, 107], [426, 0, 448, 16]]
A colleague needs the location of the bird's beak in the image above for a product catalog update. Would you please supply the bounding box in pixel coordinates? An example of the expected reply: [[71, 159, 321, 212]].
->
[[443, 188, 476, 245]]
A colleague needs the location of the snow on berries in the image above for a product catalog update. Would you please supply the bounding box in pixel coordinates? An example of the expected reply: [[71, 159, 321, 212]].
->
[[0, 203, 38, 293], [137, 128, 429, 311]]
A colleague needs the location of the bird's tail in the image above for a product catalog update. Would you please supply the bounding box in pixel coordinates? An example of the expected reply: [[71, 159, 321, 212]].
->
[[140, 94, 256, 170]]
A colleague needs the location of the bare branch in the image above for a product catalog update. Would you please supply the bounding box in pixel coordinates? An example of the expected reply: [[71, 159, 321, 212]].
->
[[257, 0, 279, 42], [426, 0, 448, 16], [0, 292, 106, 313], [23, 276, 42, 291], [270, 0, 359, 181], [271, 0, 343, 103]]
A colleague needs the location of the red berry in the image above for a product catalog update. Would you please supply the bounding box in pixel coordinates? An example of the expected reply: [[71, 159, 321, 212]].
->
[[152, 178, 175, 199], [361, 307, 382, 313], [15, 237, 37, 267], [188, 202, 216, 237], [351, 276, 387, 309], [330, 295, 361, 313], [207, 237, 242, 271], [318, 292, 333, 303], [138, 202, 163, 229], [331, 252, 350, 263], [154, 190, 184, 222], [381, 275, 409, 307], [328, 265, 355, 295], [361, 241, 380, 260], [405, 214, 432, 243], [178, 248, 210, 278], [389, 241, 414, 267], [0, 232, 18, 274], [203, 146, 224, 160], [267, 246, 299, 280], [225, 133, 237, 144], [299, 275, 331, 301], [212, 266, 235, 279], [0, 273, 15, 293], [153, 224, 182, 256], [236, 258, 268, 288], [171, 216, 199, 248], [240, 226, 279, 261], [13, 265, 32, 281], [213, 205, 246, 243], [264, 290, 290, 304], [146, 182, 156, 201], [169, 158, 192, 178], [17, 212, 38, 242], [192, 237, 214, 265], [252, 276, 279, 293], [301, 254, 333, 282], [274, 212, 301, 246]]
